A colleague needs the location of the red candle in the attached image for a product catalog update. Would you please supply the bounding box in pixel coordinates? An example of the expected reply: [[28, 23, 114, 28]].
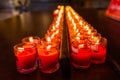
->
[[14, 43, 37, 74], [22, 36, 40, 45], [53, 9, 59, 17], [38, 45, 59, 73], [71, 42, 91, 69], [91, 44, 106, 64]]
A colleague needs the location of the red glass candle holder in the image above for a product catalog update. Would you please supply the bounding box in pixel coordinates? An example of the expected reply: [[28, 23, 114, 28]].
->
[[71, 42, 91, 69], [37, 41, 60, 73], [91, 37, 107, 64], [14, 43, 37, 74], [22, 36, 40, 45]]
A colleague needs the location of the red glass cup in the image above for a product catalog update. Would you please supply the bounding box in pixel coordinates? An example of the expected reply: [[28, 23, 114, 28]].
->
[[71, 42, 91, 69], [91, 37, 107, 64], [14, 43, 37, 74], [37, 41, 60, 73], [22, 36, 40, 45]]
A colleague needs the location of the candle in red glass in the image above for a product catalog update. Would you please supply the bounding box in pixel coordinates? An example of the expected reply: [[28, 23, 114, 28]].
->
[[14, 43, 37, 74], [22, 36, 40, 45], [53, 9, 59, 17], [91, 37, 107, 64], [38, 44, 59, 73], [91, 44, 106, 64], [71, 44, 91, 69]]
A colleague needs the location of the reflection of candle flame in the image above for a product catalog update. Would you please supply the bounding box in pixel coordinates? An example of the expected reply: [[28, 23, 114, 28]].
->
[[46, 45, 51, 50], [29, 37, 34, 42]]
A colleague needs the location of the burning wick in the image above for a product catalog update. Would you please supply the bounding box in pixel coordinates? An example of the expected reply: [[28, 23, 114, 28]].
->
[[47, 37, 51, 43], [46, 45, 51, 50], [79, 21, 83, 25], [29, 37, 34, 42], [52, 26, 56, 31], [51, 34, 55, 39], [78, 44, 84, 48]]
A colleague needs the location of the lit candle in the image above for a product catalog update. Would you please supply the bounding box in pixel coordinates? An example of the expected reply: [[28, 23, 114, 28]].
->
[[37, 44, 59, 73], [14, 43, 37, 74], [91, 37, 107, 64], [71, 44, 91, 69], [22, 36, 40, 45], [53, 9, 59, 17]]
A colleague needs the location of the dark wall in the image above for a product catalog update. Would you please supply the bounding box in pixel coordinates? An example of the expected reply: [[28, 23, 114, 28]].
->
[[70, 0, 110, 9]]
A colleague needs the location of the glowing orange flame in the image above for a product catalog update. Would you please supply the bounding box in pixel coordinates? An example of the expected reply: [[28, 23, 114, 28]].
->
[[29, 37, 34, 42], [46, 45, 51, 50]]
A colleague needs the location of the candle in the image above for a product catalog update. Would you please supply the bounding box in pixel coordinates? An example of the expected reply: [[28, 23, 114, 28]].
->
[[53, 9, 59, 17], [71, 45, 91, 69], [91, 37, 107, 64], [14, 43, 37, 74], [91, 44, 106, 64], [22, 36, 40, 45], [45, 36, 60, 49], [37, 44, 59, 73]]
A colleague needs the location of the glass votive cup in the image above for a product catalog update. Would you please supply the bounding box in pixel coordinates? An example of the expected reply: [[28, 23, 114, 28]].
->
[[37, 43, 60, 73], [71, 44, 91, 69], [22, 36, 40, 46], [13, 43, 37, 74], [91, 37, 107, 64]]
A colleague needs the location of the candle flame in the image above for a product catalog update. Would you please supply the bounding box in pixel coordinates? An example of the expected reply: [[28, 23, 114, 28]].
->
[[78, 44, 84, 48], [51, 34, 55, 39], [29, 37, 34, 42], [46, 45, 51, 50], [76, 36, 80, 41], [75, 15, 79, 19], [96, 40, 99, 44], [76, 29, 79, 33], [88, 30, 91, 35], [52, 26, 55, 31], [47, 37, 51, 42], [55, 30, 59, 34], [77, 33, 80, 36], [84, 25, 89, 30], [18, 47, 24, 52], [79, 21, 83, 25]]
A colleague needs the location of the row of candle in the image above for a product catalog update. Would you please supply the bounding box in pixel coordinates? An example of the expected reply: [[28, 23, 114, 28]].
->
[[13, 5, 64, 74], [65, 6, 107, 69]]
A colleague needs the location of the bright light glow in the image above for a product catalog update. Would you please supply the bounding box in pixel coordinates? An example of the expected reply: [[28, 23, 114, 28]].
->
[[47, 37, 51, 42], [18, 47, 24, 52], [29, 37, 34, 42], [46, 45, 51, 50]]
